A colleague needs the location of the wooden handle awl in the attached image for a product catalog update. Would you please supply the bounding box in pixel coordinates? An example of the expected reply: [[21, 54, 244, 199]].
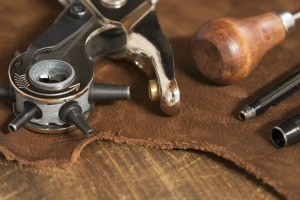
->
[[192, 12, 293, 85]]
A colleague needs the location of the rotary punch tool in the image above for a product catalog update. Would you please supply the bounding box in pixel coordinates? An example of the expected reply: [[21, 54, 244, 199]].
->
[[0, 0, 181, 136]]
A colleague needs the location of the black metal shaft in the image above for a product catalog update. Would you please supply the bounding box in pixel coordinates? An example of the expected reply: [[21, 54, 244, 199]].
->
[[89, 83, 130, 103], [0, 84, 13, 99], [271, 114, 300, 148], [239, 68, 300, 121], [59, 101, 92, 137], [8, 103, 42, 132]]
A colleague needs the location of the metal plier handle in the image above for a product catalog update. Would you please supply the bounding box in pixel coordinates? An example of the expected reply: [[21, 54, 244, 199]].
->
[[59, 0, 181, 116]]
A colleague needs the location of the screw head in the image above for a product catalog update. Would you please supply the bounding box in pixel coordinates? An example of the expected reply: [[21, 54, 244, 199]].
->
[[69, 3, 87, 18]]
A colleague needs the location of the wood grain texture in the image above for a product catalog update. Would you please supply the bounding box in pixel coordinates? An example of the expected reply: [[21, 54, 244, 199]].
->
[[0, 141, 281, 200], [192, 13, 286, 85]]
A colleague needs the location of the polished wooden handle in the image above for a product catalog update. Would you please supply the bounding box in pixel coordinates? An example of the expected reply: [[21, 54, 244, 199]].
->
[[192, 12, 286, 85]]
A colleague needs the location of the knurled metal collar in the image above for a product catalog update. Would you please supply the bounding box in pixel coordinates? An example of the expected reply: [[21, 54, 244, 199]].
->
[[275, 11, 296, 33]]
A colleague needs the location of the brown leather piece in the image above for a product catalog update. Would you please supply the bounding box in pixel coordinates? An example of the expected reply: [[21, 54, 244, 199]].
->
[[0, 0, 299, 199]]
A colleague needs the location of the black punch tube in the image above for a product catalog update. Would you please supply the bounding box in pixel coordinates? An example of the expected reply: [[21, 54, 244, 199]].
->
[[89, 83, 130, 103], [271, 114, 300, 148], [59, 101, 93, 137], [0, 84, 13, 99], [8, 103, 42, 132]]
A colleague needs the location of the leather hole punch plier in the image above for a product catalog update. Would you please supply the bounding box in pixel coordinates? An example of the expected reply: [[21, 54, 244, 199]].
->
[[0, 0, 180, 136]]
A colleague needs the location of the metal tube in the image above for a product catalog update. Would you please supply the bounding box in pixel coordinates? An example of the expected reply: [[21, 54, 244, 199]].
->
[[8, 103, 42, 132], [239, 68, 300, 121], [271, 114, 300, 148], [89, 83, 130, 103], [59, 101, 93, 137], [0, 84, 13, 99]]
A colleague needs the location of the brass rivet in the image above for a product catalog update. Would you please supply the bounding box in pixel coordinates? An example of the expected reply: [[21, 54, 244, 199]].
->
[[148, 80, 160, 101]]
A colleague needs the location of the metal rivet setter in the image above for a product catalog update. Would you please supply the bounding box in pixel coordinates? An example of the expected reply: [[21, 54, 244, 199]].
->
[[0, 0, 180, 136]]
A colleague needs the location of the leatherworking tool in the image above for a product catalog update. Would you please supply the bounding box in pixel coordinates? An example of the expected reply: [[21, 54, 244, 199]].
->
[[271, 114, 300, 148], [192, 10, 300, 85], [239, 68, 300, 121], [0, 0, 180, 136]]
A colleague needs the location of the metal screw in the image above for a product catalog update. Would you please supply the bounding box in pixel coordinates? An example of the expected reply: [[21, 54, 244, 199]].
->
[[69, 3, 87, 18]]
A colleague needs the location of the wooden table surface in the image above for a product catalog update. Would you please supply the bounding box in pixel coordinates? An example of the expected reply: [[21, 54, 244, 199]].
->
[[0, 141, 281, 200]]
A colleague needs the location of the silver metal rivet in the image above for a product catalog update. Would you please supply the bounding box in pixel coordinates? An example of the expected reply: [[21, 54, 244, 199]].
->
[[70, 3, 87, 18]]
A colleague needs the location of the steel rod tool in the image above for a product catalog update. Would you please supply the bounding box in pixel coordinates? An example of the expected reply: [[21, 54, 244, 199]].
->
[[239, 68, 300, 121]]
